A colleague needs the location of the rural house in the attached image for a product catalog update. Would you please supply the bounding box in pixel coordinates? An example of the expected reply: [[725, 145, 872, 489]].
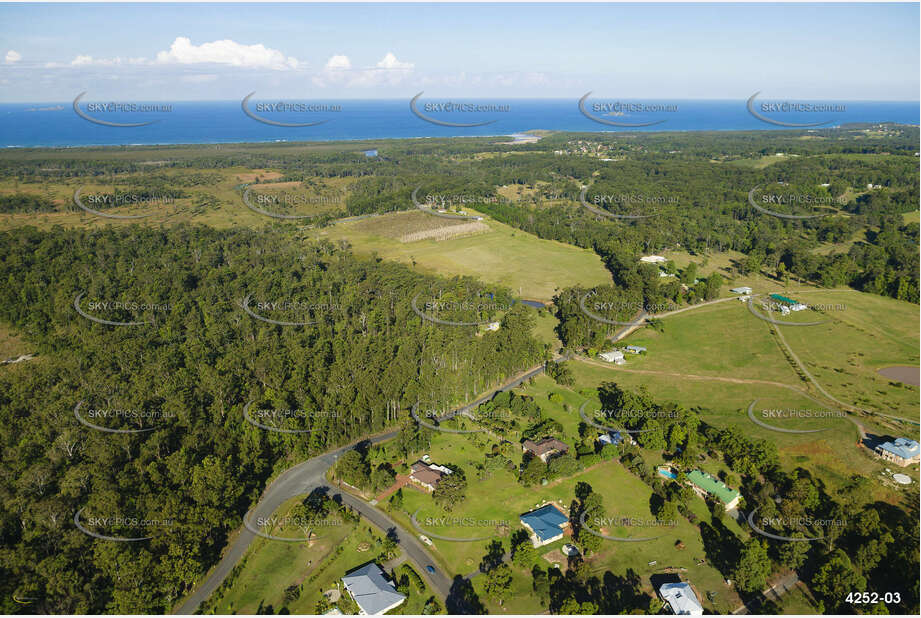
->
[[341, 563, 406, 615], [520, 503, 570, 547], [875, 437, 921, 467], [522, 437, 569, 462]]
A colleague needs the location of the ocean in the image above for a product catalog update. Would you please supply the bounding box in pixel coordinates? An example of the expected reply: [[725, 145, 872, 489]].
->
[[1, 99, 918, 148]]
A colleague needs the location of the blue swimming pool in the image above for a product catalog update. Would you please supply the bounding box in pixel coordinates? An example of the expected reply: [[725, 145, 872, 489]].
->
[[658, 468, 677, 480]]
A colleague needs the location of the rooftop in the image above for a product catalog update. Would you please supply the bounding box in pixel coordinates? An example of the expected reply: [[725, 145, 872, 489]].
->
[[660, 582, 703, 615], [520, 504, 569, 542], [523, 437, 569, 457], [341, 563, 406, 615], [687, 470, 740, 505], [878, 437, 921, 460], [768, 293, 799, 305]]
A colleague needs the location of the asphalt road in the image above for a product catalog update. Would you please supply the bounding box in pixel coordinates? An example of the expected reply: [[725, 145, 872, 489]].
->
[[175, 359, 556, 614], [174, 431, 402, 614]]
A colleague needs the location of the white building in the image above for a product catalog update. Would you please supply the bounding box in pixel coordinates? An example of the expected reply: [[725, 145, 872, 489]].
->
[[730, 286, 752, 295], [660, 582, 704, 615], [562, 543, 580, 557], [640, 255, 667, 264], [599, 350, 625, 364], [485, 321, 501, 331], [341, 563, 406, 615]]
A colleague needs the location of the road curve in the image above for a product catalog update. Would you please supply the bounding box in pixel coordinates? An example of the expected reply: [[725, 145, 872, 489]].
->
[[175, 358, 555, 614], [175, 431, 401, 614]]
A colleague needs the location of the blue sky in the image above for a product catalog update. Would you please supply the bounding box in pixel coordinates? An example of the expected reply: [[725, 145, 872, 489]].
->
[[0, 2, 918, 101]]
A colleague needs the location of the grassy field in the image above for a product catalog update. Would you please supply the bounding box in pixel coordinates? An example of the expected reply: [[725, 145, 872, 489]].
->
[[0, 323, 32, 361], [618, 300, 802, 384], [205, 496, 433, 615], [777, 289, 920, 419], [0, 168, 353, 231], [318, 211, 612, 302], [565, 357, 917, 504], [777, 581, 821, 614], [377, 372, 743, 613]]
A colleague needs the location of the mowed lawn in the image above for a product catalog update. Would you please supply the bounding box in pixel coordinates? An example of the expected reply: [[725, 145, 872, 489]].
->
[[612, 285, 918, 422], [318, 212, 611, 302], [206, 496, 358, 614], [778, 289, 920, 421], [391, 445, 741, 614], [206, 495, 434, 615], [616, 299, 803, 385], [385, 381, 741, 613], [564, 359, 914, 504]]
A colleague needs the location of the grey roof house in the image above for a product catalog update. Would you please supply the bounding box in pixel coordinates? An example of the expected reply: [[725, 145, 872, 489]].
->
[[341, 563, 406, 615]]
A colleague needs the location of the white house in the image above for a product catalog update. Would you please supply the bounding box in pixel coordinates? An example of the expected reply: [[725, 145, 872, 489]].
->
[[341, 563, 406, 615], [730, 286, 752, 295], [640, 255, 667, 264], [660, 582, 703, 615], [485, 321, 501, 331], [599, 350, 625, 364]]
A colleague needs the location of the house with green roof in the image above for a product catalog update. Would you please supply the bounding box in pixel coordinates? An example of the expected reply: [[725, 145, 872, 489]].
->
[[686, 470, 741, 510]]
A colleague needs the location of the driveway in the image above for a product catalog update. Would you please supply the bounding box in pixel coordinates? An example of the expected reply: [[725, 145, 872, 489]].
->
[[175, 358, 554, 614]]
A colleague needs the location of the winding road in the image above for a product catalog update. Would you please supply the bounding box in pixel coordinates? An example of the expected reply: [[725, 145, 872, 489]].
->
[[174, 358, 554, 614]]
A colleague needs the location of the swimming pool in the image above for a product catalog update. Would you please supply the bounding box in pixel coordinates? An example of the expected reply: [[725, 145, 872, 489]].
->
[[658, 468, 677, 480]]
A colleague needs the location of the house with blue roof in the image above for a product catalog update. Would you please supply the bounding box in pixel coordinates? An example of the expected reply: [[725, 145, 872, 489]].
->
[[875, 437, 921, 467], [520, 503, 570, 547]]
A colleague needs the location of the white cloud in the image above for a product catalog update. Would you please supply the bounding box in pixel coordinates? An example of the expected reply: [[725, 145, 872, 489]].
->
[[313, 52, 413, 88], [180, 74, 218, 83], [324, 55, 351, 71], [154, 37, 300, 70], [5, 50, 22, 64], [69, 55, 147, 67], [376, 52, 412, 71]]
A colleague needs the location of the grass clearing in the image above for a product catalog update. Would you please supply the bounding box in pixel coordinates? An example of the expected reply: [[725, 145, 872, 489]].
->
[[206, 496, 432, 615], [319, 212, 611, 302]]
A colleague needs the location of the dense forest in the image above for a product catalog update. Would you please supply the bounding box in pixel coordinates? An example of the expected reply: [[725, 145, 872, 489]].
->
[[0, 225, 544, 613], [0, 127, 917, 614]]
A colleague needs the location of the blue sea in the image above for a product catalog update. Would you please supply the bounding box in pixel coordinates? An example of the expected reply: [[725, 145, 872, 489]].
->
[[1, 98, 918, 148]]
